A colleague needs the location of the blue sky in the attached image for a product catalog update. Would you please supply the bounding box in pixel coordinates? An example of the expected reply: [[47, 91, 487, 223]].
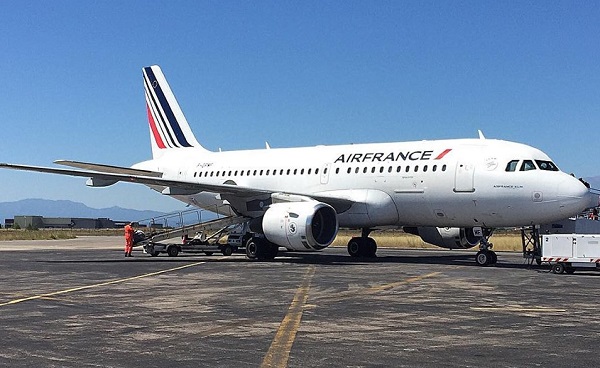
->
[[1, 1, 599, 212]]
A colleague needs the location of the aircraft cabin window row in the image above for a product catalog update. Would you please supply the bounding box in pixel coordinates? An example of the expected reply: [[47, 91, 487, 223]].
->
[[505, 159, 559, 172], [192, 164, 447, 178]]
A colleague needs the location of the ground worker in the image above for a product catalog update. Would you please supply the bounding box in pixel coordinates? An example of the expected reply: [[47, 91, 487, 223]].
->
[[124, 222, 135, 257]]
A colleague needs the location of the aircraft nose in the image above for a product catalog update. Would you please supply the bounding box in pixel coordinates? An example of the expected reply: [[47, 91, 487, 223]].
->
[[557, 176, 597, 216]]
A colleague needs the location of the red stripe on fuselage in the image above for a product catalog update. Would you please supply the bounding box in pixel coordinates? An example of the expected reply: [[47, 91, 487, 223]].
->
[[435, 148, 452, 160], [147, 104, 166, 149]]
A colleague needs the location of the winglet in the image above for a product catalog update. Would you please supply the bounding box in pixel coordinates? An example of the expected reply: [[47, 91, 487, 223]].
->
[[478, 130, 486, 140]]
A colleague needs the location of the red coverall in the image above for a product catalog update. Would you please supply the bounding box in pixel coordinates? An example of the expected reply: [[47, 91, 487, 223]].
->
[[124, 224, 134, 256]]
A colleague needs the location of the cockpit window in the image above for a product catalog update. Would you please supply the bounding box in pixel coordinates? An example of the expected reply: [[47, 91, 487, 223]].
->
[[535, 160, 559, 171], [505, 160, 519, 172], [520, 160, 536, 171]]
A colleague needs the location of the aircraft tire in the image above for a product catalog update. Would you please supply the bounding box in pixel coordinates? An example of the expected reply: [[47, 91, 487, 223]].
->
[[246, 237, 266, 260], [489, 251, 497, 264], [475, 250, 491, 266], [264, 242, 279, 260], [347, 238, 362, 257], [366, 237, 377, 258]]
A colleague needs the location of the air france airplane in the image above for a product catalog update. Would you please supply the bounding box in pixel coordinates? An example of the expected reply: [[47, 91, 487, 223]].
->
[[1, 65, 595, 265]]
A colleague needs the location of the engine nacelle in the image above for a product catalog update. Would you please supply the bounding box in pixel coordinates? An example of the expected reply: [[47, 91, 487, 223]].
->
[[262, 201, 338, 251], [404, 226, 485, 249]]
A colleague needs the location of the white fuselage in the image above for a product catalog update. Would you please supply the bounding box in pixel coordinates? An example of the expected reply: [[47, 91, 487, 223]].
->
[[134, 137, 592, 229]]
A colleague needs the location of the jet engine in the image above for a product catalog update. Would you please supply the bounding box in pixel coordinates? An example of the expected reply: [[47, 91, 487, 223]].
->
[[261, 201, 338, 251], [403, 226, 486, 249]]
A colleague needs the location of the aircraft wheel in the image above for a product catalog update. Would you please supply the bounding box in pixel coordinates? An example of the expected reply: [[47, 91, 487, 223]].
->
[[366, 237, 377, 258], [475, 250, 491, 266], [347, 238, 362, 257], [246, 237, 265, 260], [264, 242, 279, 260], [552, 263, 565, 274], [489, 251, 497, 264]]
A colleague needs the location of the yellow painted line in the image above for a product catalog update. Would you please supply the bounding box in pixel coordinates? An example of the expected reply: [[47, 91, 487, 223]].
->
[[471, 306, 566, 313], [0, 261, 207, 308], [261, 265, 315, 368]]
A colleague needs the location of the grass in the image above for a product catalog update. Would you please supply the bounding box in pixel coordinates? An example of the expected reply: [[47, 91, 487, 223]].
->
[[0, 229, 122, 241], [0, 228, 526, 252], [333, 229, 525, 252]]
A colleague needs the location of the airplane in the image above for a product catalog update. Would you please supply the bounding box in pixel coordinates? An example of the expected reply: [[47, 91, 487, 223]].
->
[[1, 65, 596, 265]]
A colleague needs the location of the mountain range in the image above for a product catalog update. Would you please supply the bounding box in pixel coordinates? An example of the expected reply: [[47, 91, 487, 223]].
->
[[0, 199, 168, 223]]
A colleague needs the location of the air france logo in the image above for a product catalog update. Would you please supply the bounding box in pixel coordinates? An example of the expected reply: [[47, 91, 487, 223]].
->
[[288, 222, 297, 235], [334, 148, 452, 164]]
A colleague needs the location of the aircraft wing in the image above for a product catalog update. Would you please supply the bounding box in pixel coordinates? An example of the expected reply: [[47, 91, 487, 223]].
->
[[54, 160, 163, 177], [0, 163, 354, 211], [0, 163, 270, 197]]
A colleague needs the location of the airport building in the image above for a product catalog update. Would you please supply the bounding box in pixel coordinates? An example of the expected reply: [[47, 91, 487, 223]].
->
[[6, 216, 133, 229]]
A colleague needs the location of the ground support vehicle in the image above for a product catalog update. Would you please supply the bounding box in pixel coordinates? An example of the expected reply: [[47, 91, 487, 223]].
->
[[134, 210, 248, 257], [541, 234, 600, 274]]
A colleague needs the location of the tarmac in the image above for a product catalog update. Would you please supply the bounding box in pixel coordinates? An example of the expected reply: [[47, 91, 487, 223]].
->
[[0, 236, 599, 367]]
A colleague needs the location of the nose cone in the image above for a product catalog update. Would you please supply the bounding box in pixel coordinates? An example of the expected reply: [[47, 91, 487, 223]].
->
[[557, 176, 597, 216]]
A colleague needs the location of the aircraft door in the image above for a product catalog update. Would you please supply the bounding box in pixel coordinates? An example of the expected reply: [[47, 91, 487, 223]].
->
[[320, 163, 331, 184], [454, 162, 475, 192]]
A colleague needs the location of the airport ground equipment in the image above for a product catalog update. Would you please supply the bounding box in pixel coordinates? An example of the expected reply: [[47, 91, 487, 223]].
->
[[541, 234, 600, 274], [134, 209, 248, 257], [522, 216, 600, 265]]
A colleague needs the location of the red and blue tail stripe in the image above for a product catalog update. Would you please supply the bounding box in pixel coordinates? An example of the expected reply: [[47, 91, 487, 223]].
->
[[143, 66, 197, 150]]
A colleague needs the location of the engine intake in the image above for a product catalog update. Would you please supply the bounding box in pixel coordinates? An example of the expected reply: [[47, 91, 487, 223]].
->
[[262, 201, 338, 251]]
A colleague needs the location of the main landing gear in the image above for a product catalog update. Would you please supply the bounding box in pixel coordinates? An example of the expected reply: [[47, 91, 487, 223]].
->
[[245, 236, 279, 260], [347, 228, 377, 258], [475, 232, 497, 266]]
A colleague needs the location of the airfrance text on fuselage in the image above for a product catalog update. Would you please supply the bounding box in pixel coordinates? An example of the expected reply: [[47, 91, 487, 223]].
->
[[334, 149, 451, 164]]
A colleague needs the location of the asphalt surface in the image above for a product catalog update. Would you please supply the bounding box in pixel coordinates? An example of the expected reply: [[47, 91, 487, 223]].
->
[[0, 237, 599, 367]]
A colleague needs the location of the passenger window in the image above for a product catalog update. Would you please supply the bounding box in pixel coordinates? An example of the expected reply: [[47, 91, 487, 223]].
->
[[405, 166, 410, 172], [520, 160, 536, 171], [432, 165, 437, 172], [355, 167, 359, 174], [505, 160, 519, 172], [396, 166, 401, 173], [315, 168, 319, 175], [423, 165, 428, 172], [335, 168, 340, 174], [347, 167, 351, 174], [442, 165, 446, 171], [388, 166, 393, 173], [363, 167, 367, 174], [371, 167, 376, 174]]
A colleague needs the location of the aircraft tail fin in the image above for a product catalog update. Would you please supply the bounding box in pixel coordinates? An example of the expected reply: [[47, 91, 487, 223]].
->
[[142, 65, 209, 158]]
